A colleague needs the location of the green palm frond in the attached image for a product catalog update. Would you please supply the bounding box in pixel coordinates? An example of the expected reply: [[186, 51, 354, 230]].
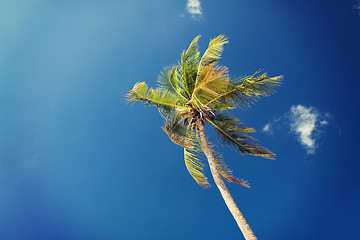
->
[[184, 129, 210, 187], [230, 71, 283, 107], [157, 66, 187, 101], [162, 111, 209, 187], [206, 70, 283, 108], [184, 146, 210, 188], [179, 36, 200, 97], [182, 35, 200, 63], [210, 112, 256, 135], [184, 130, 210, 187], [162, 111, 193, 149], [205, 143, 250, 188], [127, 82, 186, 112], [191, 65, 229, 111], [197, 35, 228, 76], [207, 113, 275, 159]]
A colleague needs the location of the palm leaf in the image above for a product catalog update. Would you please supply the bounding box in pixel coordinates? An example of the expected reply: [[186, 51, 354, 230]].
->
[[204, 142, 250, 188], [190, 65, 229, 111], [183, 129, 210, 187], [231, 71, 283, 106], [127, 82, 186, 112], [179, 36, 200, 97], [203, 140, 251, 188], [215, 154, 250, 188], [207, 114, 275, 159], [206, 71, 283, 108], [206, 71, 283, 107], [184, 147, 210, 188], [162, 111, 209, 187], [162, 111, 193, 149], [198, 35, 228, 71], [157, 66, 187, 101]]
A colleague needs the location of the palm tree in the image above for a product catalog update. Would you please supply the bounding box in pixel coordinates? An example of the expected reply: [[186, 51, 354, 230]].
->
[[126, 35, 282, 240]]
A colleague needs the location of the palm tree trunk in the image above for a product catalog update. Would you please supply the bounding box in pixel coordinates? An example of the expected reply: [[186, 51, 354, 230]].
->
[[197, 122, 258, 240]]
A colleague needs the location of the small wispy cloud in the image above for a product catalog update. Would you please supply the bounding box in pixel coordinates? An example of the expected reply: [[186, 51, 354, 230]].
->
[[289, 105, 319, 154], [263, 123, 271, 133], [263, 105, 331, 154], [186, 0, 202, 18], [262, 116, 283, 135]]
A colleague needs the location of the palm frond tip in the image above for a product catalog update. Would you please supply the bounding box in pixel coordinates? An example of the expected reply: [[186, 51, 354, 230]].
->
[[198, 35, 228, 71], [207, 116, 275, 159], [127, 82, 186, 112], [162, 112, 193, 149], [184, 146, 210, 188], [208, 143, 250, 188], [226, 72, 283, 108], [179, 35, 201, 97]]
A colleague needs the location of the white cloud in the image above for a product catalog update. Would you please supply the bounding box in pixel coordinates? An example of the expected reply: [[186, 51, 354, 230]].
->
[[320, 120, 329, 126], [263, 105, 331, 155], [289, 105, 318, 154], [186, 0, 202, 18], [262, 116, 282, 135], [263, 123, 271, 132]]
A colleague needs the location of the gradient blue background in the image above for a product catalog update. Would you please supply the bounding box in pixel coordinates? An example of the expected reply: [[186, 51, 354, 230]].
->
[[1, 0, 359, 239]]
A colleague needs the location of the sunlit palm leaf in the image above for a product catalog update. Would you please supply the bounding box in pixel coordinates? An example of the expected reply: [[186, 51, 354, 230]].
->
[[197, 35, 228, 76], [184, 129, 210, 187], [162, 111, 209, 187], [207, 71, 283, 108], [182, 35, 200, 64], [207, 114, 275, 159], [191, 65, 229, 111], [230, 71, 283, 106], [157, 66, 187, 101], [184, 147, 210, 188], [127, 82, 186, 112], [179, 35, 200, 97]]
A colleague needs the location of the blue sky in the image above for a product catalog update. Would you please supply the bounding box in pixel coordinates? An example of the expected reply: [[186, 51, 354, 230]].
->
[[1, 0, 359, 239]]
